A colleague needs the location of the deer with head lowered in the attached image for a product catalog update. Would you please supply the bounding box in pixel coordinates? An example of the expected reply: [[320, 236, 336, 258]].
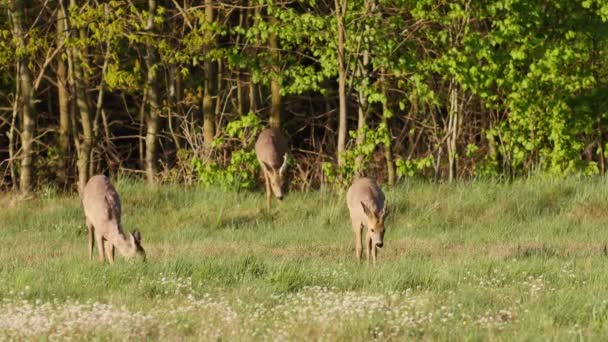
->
[[255, 128, 289, 211], [82, 175, 145, 264], [347, 177, 388, 265]]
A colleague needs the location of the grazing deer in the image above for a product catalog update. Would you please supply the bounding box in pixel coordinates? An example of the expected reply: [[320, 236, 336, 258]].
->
[[82, 175, 145, 264], [347, 177, 388, 265], [255, 128, 289, 211]]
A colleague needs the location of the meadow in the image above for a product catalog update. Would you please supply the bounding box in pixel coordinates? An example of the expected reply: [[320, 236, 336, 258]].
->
[[2, 176, 608, 340]]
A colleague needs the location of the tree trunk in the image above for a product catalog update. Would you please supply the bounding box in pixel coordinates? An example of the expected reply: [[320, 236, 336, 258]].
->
[[269, 14, 281, 128], [202, 0, 216, 158], [9, 0, 37, 194], [447, 80, 458, 183], [381, 71, 395, 186], [599, 119, 605, 175], [167, 64, 181, 149], [236, 7, 248, 117], [144, 0, 160, 184], [9, 90, 19, 190], [248, 1, 259, 116], [138, 90, 147, 168], [236, 71, 244, 116], [215, 59, 223, 123], [335, 0, 347, 166], [355, 0, 372, 176], [249, 80, 257, 115], [68, 0, 93, 195], [90, 46, 109, 180], [56, 1, 70, 188]]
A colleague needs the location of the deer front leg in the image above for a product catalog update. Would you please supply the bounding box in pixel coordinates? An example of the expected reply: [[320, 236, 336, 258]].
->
[[86, 219, 94, 261], [372, 245, 378, 265], [104, 242, 115, 264], [96, 235, 106, 262], [353, 221, 362, 262], [366, 234, 372, 264]]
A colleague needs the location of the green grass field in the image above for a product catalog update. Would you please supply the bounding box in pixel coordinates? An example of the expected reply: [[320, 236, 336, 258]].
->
[[2, 176, 608, 340]]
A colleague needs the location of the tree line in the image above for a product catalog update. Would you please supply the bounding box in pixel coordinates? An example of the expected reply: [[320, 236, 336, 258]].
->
[[1, 0, 608, 194]]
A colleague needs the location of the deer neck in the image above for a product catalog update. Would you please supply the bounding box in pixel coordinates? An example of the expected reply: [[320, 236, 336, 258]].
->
[[106, 227, 132, 257]]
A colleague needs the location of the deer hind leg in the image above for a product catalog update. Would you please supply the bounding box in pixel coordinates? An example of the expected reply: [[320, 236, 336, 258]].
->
[[352, 220, 363, 262], [86, 219, 94, 261], [104, 242, 115, 265]]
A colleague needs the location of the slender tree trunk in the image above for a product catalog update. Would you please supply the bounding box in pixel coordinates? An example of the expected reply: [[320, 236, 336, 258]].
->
[[599, 119, 605, 175], [355, 0, 373, 175], [356, 72, 368, 134], [381, 71, 395, 185], [354, 65, 368, 176], [383, 118, 395, 185], [78, 12, 95, 182], [236, 7, 248, 117], [167, 65, 180, 148], [247, 1, 259, 116], [138, 90, 147, 168], [591, 36, 605, 175], [56, 1, 70, 187], [9, 91, 19, 190], [9, 0, 36, 194], [249, 80, 257, 115], [447, 80, 458, 183], [237, 71, 244, 116], [486, 118, 501, 177], [144, 0, 160, 183], [434, 145, 443, 182], [68, 0, 93, 195], [269, 15, 281, 128], [335, 0, 347, 166], [202, 0, 216, 157], [90, 46, 109, 179], [215, 59, 223, 122]]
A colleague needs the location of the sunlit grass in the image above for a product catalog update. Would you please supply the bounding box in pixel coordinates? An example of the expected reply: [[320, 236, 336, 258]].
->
[[2, 176, 608, 339]]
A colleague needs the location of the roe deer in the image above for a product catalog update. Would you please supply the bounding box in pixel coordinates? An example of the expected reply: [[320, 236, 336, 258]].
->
[[347, 177, 388, 264], [82, 175, 145, 264], [255, 128, 288, 211]]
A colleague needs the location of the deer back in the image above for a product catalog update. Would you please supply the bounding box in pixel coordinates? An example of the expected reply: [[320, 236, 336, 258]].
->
[[255, 128, 288, 171], [82, 175, 122, 236], [347, 177, 385, 221]]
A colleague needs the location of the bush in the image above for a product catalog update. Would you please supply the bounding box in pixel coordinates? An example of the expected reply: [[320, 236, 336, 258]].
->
[[191, 113, 263, 191]]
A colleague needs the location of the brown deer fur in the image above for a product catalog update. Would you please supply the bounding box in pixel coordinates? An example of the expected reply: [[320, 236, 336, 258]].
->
[[347, 177, 388, 264], [82, 175, 145, 264], [255, 128, 289, 211]]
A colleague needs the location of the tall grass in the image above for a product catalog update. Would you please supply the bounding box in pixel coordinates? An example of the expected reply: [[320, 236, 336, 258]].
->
[[2, 176, 608, 339]]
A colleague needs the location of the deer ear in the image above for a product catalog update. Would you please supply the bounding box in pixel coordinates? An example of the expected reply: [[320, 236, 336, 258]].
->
[[361, 201, 373, 218], [279, 154, 288, 175], [380, 200, 388, 220], [131, 230, 142, 243]]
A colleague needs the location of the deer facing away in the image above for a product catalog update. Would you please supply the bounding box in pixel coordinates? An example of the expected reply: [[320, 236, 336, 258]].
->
[[347, 177, 388, 264], [255, 128, 288, 211], [82, 175, 145, 264]]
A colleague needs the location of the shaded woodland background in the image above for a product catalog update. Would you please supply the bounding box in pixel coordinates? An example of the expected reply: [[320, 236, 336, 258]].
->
[[1, 0, 608, 194]]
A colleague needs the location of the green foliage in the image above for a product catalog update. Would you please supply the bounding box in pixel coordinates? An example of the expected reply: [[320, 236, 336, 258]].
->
[[0, 27, 13, 71], [224, 112, 263, 144], [323, 123, 391, 189], [395, 155, 434, 179], [191, 150, 259, 192], [192, 113, 263, 191]]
